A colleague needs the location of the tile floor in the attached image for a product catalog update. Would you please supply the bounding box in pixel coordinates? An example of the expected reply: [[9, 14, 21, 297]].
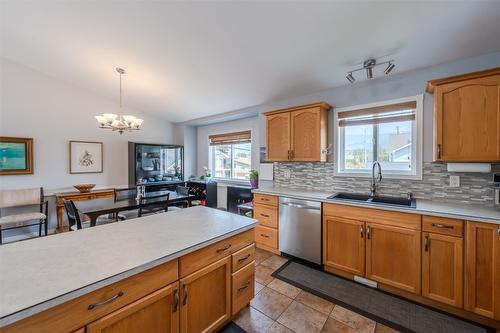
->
[[233, 248, 400, 333]]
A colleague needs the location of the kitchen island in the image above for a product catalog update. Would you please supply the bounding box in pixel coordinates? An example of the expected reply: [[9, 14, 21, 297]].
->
[[0, 206, 257, 333]]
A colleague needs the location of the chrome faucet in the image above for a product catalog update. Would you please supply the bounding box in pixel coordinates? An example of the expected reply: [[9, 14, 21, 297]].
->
[[370, 161, 382, 198]]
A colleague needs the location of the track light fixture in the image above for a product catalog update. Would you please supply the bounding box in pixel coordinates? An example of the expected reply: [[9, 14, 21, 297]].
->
[[346, 58, 395, 83]]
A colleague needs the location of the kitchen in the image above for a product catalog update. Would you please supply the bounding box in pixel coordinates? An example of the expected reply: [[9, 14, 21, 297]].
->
[[1, 2, 500, 333]]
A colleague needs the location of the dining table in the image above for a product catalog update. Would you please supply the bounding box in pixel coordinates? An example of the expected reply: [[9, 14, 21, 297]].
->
[[74, 190, 194, 227]]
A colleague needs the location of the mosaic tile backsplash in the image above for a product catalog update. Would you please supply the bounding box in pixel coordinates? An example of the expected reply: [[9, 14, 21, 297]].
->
[[274, 162, 500, 206]]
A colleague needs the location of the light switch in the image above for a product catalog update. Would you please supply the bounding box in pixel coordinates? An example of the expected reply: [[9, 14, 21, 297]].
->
[[449, 175, 460, 187]]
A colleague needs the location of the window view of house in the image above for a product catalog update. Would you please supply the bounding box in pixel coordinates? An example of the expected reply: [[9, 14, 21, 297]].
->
[[337, 101, 417, 177], [209, 131, 252, 180]]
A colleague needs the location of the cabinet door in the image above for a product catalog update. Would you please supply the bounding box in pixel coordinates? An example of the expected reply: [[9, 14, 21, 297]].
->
[[266, 112, 290, 161], [87, 282, 179, 333], [323, 216, 365, 276], [465, 222, 500, 319], [290, 108, 325, 161], [366, 223, 421, 294], [180, 256, 231, 333], [422, 232, 463, 307], [434, 75, 500, 161]]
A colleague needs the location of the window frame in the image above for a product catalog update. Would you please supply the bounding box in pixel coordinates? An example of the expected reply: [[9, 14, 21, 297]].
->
[[334, 95, 423, 180], [209, 141, 252, 181]]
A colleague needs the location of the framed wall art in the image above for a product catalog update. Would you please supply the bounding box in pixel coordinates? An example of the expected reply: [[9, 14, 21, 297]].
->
[[69, 141, 103, 174], [0, 137, 34, 175]]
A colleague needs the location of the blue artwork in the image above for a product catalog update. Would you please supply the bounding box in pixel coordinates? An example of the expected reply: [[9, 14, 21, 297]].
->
[[0, 142, 27, 170]]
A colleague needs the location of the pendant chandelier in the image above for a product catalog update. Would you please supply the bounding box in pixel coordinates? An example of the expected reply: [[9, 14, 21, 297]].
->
[[95, 67, 144, 134]]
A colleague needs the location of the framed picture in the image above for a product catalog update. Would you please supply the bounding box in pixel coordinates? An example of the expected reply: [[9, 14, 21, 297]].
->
[[0, 137, 34, 175], [69, 141, 103, 174]]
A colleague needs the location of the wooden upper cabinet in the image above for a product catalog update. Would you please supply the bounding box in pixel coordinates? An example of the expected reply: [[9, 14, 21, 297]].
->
[[179, 256, 231, 333], [87, 282, 179, 333], [465, 221, 500, 320], [427, 68, 500, 162], [265, 102, 331, 162], [266, 112, 290, 161], [422, 232, 463, 307], [323, 216, 365, 276]]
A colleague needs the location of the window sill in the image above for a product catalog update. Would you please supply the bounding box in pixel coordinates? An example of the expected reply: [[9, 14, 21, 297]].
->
[[334, 172, 422, 181]]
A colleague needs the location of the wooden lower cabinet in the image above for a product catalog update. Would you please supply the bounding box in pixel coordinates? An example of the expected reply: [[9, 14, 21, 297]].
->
[[232, 261, 255, 315], [366, 222, 421, 294], [465, 221, 500, 319], [422, 232, 463, 307], [180, 256, 232, 333], [86, 283, 179, 333], [323, 216, 365, 276]]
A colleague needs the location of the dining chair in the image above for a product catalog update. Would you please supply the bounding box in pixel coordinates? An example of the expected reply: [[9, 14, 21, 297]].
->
[[0, 187, 48, 244], [138, 193, 170, 217], [114, 187, 139, 220], [172, 186, 190, 209], [64, 200, 114, 231]]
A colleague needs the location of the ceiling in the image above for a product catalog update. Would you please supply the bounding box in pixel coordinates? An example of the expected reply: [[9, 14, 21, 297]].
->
[[1, 1, 500, 123]]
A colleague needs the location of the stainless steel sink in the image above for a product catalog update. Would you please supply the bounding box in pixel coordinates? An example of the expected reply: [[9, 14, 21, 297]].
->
[[327, 192, 416, 208]]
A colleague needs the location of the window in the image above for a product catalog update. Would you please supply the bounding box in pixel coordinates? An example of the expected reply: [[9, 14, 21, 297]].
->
[[209, 131, 252, 180], [335, 96, 423, 179]]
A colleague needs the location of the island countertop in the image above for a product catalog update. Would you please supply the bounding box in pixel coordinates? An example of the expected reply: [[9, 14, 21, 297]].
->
[[0, 206, 257, 327]]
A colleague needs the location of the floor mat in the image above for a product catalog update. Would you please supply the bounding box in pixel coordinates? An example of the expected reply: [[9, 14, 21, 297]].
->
[[272, 261, 494, 333], [218, 321, 247, 333]]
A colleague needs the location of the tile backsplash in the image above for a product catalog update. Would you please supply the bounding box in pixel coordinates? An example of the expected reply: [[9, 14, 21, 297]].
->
[[274, 162, 499, 206]]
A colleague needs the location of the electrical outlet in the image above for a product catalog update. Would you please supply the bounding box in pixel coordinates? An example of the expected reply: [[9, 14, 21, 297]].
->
[[449, 175, 460, 187], [284, 169, 291, 179]]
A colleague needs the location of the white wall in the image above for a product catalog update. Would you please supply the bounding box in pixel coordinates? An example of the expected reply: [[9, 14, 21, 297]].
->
[[173, 124, 197, 180], [0, 58, 176, 239], [196, 116, 260, 177], [0, 58, 175, 190]]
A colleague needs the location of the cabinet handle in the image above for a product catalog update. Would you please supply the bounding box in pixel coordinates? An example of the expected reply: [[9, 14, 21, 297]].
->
[[216, 244, 231, 252], [290, 150, 294, 159], [497, 228, 500, 236], [173, 288, 179, 312], [437, 144, 442, 159], [287, 150, 291, 160], [238, 281, 250, 292], [261, 198, 270, 202], [260, 234, 270, 238], [424, 235, 429, 252], [431, 223, 453, 229], [238, 254, 251, 263], [360, 225, 364, 238], [182, 284, 188, 305], [367, 226, 371, 240], [88, 291, 124, 310], [260, 213, 270, 218]]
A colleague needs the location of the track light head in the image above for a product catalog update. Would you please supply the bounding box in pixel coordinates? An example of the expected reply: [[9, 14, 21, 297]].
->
[[384, 62, 395, 75], [366, 67, 373, 79], [346, 72, 356, 83]]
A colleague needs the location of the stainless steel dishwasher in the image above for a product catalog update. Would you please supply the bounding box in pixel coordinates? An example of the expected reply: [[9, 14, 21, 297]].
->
[[279, 197, 322, 264]]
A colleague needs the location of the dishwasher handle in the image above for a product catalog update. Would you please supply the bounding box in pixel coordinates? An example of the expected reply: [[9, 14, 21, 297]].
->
[[280, 202, 321, 210]]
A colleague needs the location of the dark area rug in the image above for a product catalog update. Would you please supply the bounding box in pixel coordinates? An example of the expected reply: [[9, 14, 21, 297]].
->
[[218, 322, 247, 333], [272, 260, 495, 333]]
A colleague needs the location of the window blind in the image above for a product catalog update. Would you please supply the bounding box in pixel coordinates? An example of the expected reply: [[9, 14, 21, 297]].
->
[[338, 101, 416, 127], [208, 130, 251, 146]]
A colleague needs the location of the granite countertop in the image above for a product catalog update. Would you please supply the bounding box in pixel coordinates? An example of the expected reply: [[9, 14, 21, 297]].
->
[[252, 182, 500, 225], [0, 206, 257, 327]]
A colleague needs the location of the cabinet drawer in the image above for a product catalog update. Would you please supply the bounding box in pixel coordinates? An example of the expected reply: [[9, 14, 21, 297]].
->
[[254, 203, 278, 228], [232, 262, 255, 315], [180, 229, 254, 278], [232, 244, 255, 272], [423, 216, 463, 237], [253, 194, 278, 207], [255, 225, 278, 249], [2, 260, 178, 333]]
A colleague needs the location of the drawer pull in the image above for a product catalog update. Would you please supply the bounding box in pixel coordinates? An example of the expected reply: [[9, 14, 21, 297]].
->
[[360, 225, 364, 238], [260, 234, 270, 238], [260, 214, 270, 218], [261, 198, 270, 201], [431, 223, 454, 229], [238, 281, 250, 292], [366, 226, 371, 240], [424, 235, 429, 252], [238, 254, 251, 263], [182, 284, 188, 305], [173, 288, 179, 312], [216, 244, 232, 252], [88, 291, 124, 310]]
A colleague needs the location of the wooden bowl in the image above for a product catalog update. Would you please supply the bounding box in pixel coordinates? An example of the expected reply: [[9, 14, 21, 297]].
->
[[73, 184, 96, 193]]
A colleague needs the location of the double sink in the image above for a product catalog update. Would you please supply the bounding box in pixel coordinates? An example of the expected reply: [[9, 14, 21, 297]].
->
[[328, 192, 416, 208]]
